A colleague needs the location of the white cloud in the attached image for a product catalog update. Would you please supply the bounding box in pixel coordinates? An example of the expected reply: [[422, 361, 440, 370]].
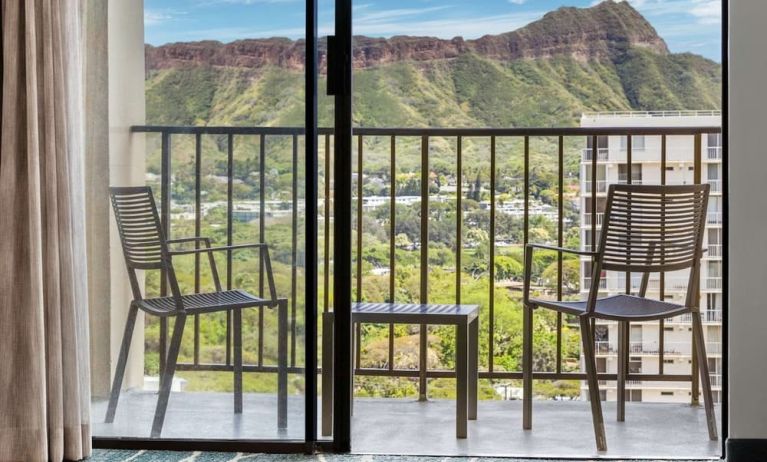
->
[[509, 0, 527, 5], [591, 0, 720, 26], [690, 0, 721, 25], [144, 9, 186, 26]]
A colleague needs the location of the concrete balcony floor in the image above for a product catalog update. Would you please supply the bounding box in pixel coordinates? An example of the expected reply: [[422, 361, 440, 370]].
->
[[92, 393, 720, 459]]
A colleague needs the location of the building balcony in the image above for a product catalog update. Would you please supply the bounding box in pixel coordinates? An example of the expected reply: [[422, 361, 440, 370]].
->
[[583, 212, 604, 226], [582, 147, 609, 162], [708, 146, 723, 160], [583, 179, 607, 194], [707, 244, 723, 258]]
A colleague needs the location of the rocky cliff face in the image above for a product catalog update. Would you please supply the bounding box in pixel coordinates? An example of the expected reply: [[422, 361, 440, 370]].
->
[[145, 0, 669, 72]]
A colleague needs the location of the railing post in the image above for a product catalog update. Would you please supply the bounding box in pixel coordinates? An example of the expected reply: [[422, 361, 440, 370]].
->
[[159, 131, 171, 385], [389, 135, 396, 370], [419, 135, 429, 401], [489, 136, 497, 373], [691, 133, 702, 405]]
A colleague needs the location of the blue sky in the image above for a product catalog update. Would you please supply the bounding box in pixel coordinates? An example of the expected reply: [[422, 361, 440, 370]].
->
[[144, 0, 722, 61]]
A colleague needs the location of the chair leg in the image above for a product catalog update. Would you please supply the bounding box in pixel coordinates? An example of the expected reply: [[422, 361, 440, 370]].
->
[[522, 304, 533, 430], [233, 309, 243, 414], [692, 311, 718, 440], [277, 300, 288, 429], [617, 321, 628, 422], [105, 304, 139, 423], [580, 316, 607, 452], [151, 314, 186, 438]]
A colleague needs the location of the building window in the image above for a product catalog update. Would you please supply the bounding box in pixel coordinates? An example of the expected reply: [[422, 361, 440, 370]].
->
[[618, 164, 642, 183], [661, 391, 674, 396], [708, 133, 722, 148]]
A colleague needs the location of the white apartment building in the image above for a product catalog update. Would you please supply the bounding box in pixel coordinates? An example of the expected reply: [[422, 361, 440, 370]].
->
[[579, 111, 723, 403]]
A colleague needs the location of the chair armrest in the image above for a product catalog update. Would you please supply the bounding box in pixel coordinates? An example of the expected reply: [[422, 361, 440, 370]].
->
[[168, 241, 278, 302], [523, 244, 598, 306], [525, 243, 598, 257], [168, 242, 266, 256]]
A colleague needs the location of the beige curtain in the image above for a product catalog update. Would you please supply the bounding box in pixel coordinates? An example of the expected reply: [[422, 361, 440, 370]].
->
[[0, 0, 91, 461]]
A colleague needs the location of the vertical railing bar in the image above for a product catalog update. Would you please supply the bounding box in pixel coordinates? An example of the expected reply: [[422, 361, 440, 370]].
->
[[556, 135, 564, 374], [356, 135, 363, 370], [389, 135, 396, 371], [691, 133, 702, 404], [590, 135, 598, 254], [456, 136, 463, 306], [659, 135, 667, 374], [291, 134, 299, 368], [489, 136, 497, 373], [590, 134, 598, 345], [258, 134, 266, 367], [226, 133, 234, 367], [419, 135, 429, 400], [324, 134, 331, 314], [626, 134, 633, 296], [194, 133, 202, 366], [159, 131, 171, 379]]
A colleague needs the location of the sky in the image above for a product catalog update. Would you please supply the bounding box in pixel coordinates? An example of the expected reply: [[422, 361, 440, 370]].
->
[[144, 0, 722, 61]]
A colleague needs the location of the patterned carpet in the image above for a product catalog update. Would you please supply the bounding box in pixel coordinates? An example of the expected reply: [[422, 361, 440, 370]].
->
[[89, 450, 713, 462]]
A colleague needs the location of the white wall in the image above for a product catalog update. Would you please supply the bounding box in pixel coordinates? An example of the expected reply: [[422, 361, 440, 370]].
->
[[107, 0, 147, 390], [728, 0, 767, 441]]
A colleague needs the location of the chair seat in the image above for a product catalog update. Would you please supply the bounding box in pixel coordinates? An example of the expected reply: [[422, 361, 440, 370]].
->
[[136, 289, 273, 316], [529, 294, 689, 321]]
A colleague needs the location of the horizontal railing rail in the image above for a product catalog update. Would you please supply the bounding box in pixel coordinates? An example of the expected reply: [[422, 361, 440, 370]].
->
[[131, 124, 723, 398]]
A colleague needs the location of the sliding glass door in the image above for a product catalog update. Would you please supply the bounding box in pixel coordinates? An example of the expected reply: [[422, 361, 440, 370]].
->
[[91, 0, 339, 449]]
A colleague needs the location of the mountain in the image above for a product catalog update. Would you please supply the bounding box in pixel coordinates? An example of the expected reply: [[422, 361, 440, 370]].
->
[[144, 0, 721, 129]]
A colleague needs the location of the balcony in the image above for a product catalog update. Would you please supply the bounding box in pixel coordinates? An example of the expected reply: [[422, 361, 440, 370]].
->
[[708, 146, 723, 160], [98, 124, 722, 457], [708, 244, 723, 258], [707, 179, 722, 193], [617, 175, 643, 184], [583, 212, 604, 226], [708, 212, 723, 225], [706, 277, 723, 290], [582, 147, 609, 162], [583, 179, 607, 194]]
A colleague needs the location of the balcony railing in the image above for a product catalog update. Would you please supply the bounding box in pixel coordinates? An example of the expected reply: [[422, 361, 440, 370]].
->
[[583, 180, 607, 193], [707, 146, 722, 160], [583, 147, 609, 162], [617, 175, 643, 184], [707, 179, 722, 192], [706, 277, 723, 290], [130, 124, 722, 392], [707, 244, 722, 258], [706, 309, 723, 323], [583, 212, 604, 226]]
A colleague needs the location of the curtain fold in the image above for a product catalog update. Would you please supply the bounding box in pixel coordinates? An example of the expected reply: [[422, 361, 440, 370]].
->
[[0, 0, 91, 461]]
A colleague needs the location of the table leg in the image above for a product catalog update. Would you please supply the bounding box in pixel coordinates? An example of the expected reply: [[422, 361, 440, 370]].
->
[[468, 317, 478, 420], [321, 311, 334, 436], [456, 322, 468, 438]]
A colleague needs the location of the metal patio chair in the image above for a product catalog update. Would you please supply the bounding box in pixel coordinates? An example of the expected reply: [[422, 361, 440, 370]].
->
[[105, 186, 288, 438], [522, 184, 717, 451]]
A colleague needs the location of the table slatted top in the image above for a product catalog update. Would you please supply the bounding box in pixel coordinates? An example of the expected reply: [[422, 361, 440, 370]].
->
[[351, 302, 479, 324]]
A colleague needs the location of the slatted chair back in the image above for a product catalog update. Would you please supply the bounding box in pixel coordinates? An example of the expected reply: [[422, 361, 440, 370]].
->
[[110, 186, 184, 309], [587, 184, 710, 310]]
